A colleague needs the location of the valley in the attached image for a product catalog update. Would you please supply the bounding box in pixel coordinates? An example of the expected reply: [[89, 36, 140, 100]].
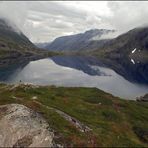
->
[[0, 8, 148, 147]]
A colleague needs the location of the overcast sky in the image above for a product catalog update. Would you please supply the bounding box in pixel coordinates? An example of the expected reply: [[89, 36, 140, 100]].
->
[[0, 1, 148, 43]]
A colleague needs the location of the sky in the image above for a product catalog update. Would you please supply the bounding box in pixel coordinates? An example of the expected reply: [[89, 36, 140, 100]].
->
[[0, 1, 148, 43]]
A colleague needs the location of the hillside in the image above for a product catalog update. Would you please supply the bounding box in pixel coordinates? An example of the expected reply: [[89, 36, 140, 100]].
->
[[45, 29, 114, 52], [0, 19, 55, 68], [0, 83, 147, 147], [0, 19, 34, 47], [93, 27, 148, 60], [86, 27, 148, 84]]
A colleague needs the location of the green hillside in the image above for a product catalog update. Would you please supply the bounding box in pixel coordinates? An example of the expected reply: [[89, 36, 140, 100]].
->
[[0, 83, 147, 147]]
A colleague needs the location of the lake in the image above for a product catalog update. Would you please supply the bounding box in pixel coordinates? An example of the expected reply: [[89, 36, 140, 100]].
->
[[0, 56, 148, 99]]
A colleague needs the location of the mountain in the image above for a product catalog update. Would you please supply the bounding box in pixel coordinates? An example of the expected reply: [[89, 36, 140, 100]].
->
[[93, 27, 148, 59], [92, 27, 148, 84], [45, 29, 115, 52], [0, 18, 34, 47], [0, 18, 48, 68]]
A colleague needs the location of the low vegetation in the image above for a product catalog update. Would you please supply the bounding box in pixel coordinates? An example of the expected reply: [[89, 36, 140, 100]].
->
[[0, 83, 147, 147]]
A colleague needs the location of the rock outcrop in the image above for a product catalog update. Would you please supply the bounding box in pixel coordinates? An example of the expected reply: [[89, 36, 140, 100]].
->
[[136, 94, 148, 102], [0, 104, 54, 147]]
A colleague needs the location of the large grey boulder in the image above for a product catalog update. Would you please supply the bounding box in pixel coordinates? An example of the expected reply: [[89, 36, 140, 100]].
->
[[0, 104, 54, 147]]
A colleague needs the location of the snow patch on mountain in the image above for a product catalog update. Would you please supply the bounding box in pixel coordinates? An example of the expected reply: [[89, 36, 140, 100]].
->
[[131, 58, 135, 64], [132, 48, 137, 53]]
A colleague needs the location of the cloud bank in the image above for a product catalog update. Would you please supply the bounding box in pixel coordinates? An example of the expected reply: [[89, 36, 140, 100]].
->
[[0, 1, 148, 43]]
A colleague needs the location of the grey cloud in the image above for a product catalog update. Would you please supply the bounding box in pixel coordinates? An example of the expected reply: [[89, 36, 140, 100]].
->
[[29, 1, 87, 20], [107, 1, 148, 32], [0, 1, 103, 42], [0, 1, 28, 31], [0, 1, 148, 43]]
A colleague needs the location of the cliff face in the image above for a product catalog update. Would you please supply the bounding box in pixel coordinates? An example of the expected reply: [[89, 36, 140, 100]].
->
[[0, 104, 54, 147]]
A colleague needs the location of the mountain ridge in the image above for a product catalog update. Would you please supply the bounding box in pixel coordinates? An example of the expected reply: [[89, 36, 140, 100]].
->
[[45, 29, 115, 51], [94, 26, 148, 54]]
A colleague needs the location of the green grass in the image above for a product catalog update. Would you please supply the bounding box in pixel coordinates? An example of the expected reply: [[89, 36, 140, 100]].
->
[[0, 84, 147, 147]]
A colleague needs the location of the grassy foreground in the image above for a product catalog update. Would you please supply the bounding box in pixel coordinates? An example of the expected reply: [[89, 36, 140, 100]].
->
[[0, 83, 147, 147]]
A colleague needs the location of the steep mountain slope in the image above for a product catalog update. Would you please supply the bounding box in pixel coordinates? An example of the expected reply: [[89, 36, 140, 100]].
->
[[45, 29, 114, 52], [0, 19, 48, 68], [0, 19, 34, 47], [93, 27, 148, 59]]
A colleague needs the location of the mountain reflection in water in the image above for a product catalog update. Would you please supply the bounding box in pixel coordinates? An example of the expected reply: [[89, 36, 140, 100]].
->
[[0, 56, 148, 99]]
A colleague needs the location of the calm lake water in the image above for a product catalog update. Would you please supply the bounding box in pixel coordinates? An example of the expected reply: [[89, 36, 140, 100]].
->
[[1, 56, 148, 99]]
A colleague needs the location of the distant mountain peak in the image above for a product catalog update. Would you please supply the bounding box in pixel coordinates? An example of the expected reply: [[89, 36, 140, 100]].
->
[[84, 28, 114, 33], [45, 28, 114, 51]]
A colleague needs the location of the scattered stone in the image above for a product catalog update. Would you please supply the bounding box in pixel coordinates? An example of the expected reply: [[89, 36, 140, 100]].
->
[[32, 96, 38, 100], [9, 83, 39, 91]]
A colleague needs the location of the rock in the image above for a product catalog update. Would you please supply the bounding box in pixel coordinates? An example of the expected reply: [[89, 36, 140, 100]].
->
[[136, 94, 148, 102], [0, 104, 54, 147], [32, 96, 38, 100]]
